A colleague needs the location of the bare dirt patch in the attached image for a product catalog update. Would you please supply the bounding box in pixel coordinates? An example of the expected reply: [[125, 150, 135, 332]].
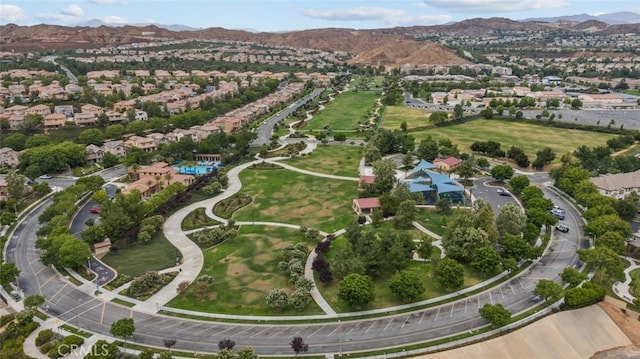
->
[[598, 302, 640, 344], [226, 262, 250, 277], [247, 279, 272, 292]]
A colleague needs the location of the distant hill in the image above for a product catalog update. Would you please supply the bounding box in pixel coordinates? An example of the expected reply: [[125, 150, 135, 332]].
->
[[523, 11, 640, 25], [3, 15, 640, 66], [76, 19, 201, 32]]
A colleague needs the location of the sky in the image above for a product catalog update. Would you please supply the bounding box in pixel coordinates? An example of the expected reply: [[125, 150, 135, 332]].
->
[[1, 0, 639, 32]]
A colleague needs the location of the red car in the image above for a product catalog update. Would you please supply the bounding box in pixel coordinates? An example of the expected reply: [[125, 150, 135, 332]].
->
[[90, 206, 101, 214]]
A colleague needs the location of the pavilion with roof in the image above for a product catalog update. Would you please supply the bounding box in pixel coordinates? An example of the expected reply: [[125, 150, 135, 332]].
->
[[402, 159, 466, 204]]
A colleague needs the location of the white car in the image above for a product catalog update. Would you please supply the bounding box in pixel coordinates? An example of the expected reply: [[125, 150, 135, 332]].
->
[[39, 174, 52, 179]]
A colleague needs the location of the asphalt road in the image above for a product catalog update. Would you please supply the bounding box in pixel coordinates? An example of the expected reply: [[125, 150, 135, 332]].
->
[[252, 88, 324, 147], [472, 178, 520, 217], [6, 175, 582, 356]]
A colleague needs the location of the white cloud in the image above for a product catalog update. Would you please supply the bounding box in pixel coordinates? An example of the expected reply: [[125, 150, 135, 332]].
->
[[412, 2, 429, 8], [99, 16, 127, 24], [392, 14, 453, 26], [61, 4, 84, 17], [0, 4, 28, 24], [302, 7, 406, 22], [90, 0, 128, 4], [36, 13, 79, 23], [422, 0, 568, 13]]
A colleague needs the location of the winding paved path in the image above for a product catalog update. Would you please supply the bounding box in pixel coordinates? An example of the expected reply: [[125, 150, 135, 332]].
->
[[612, 257, 639, 304]]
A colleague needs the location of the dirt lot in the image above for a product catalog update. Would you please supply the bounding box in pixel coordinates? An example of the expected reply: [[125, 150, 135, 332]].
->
[[591, 301, 640, 359], [420, 305, 633, 359]]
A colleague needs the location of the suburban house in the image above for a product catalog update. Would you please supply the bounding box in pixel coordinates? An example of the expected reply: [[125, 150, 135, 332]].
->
[[134, 109, 148, 121], [590, 170, 640, 199], [352, 197, 381, 216], [0, 178, 7, 201], [25, 104, 51, 117], [85, 144, 104, 164], [124, 136, 157, 153], [54, 105, 75, 117], [81, 104, 104, 115], [102, 140, 126, 157], [0, 147, 20, 168], [4, 105, 28, 116], [433, 156, 462, 172], [44, 113, 67, 129], [125, 162, 195, 199], [74, 113, 97, 126]]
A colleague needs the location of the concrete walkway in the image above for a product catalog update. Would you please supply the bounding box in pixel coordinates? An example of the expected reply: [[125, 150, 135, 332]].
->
[[612, 256, 639, 304]]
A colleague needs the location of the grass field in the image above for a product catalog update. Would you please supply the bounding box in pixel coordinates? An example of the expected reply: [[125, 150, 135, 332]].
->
[[317, 234, 483, 312], [381, 106, 433, 130], [167, 225, 324, 315], [284, 145, 363, 177], [304, 91, 379, 131], [102, 231, 180, 277], [410, 119, 618, 160], [181, 207, 220, 231], [630, 268, 640, 297], [414, 208, 449, 237], [233, 168, 358, 232]]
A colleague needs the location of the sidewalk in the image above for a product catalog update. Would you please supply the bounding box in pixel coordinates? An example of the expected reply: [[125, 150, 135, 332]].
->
[[612, 256, 639, 304]]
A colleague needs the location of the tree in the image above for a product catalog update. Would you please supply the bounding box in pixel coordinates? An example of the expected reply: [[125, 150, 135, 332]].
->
[[237, 347, 259, 359], [23, 294, 45, 309], [109, 318, 135, 349], [596, 231, 627, 254], [78, 128, 105, 146], [290, 289, 312, 310], [471, 246, 503, 275], [218, 339, 236, 350], [394, 200, 417, 228], [434, 258, 464, 291], [500, 234, 531, 260], [416, 237, 433, 259], [6, 170, 26, 206], [265, 288, 289, 312], [0, 211, 16, 225], [101, 152, 119, 168], [508, 175, 530, 195], [105, 124, 126, 139], [4, 133, 27, 151], [163, 339, 177, 353], [0, 262, 20, 288], [479, 303, 511, 328], [416, 138, 439, 162], [338, 273, 375, 309], [560, 267, 588, 287], [534, 279, 564, 301], [389, 270, 425, 301], [496, 203, 526, 237], [59, 237, 92, 268], [490, 165, 514, 181], [290, 336, 309, 357], [584, 214, 631, 239], [456, 158, 475, 181]]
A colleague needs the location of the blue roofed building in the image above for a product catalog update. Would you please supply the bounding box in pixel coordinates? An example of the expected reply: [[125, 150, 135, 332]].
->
[[401, 159, 466, 205]]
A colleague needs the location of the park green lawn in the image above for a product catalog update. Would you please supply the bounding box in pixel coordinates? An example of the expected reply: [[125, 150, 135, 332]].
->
[[284, 145, 363, 177], [410, 119, 618, 161], [317, 234, 483, 313], [102, 231, 180, 277], [233, 168, 358, 232], [414, 208, 449, 237], [630, 268, 640, 297], [304, 91, 379, 131], [382, 106, 433, 130], [168, 225, 323, 315]]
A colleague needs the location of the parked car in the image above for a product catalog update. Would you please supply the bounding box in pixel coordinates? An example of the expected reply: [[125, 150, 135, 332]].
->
[[530, 295, 542, 302], [550, 209, 565, 220], [39, 174, 52, 179], [90, 206, 101, 214], [555, 224, 569, 233], [499, 191, 512, 197], [496, 188, 504, 193], [552, 205, 565, 213]]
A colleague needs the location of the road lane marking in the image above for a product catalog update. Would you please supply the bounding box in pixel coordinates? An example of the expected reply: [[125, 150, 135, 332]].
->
[[261, 326, 284, 338], [434, 307, 440, 322], [509, 282, 516, 295], [489, 291, 493, 304], [47, 283, 69, 302], [365, 321, 377, 334], [450, 303, 455, 317], [419, 312, 425, 325], [382, 319, 394, 331], [100, 301, 106, 324], [499, 286, 505, 300]]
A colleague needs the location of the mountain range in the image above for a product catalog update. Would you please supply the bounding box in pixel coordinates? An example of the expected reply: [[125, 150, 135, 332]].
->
[[2, 13, 640, 67], [523, 11, 640, 25]]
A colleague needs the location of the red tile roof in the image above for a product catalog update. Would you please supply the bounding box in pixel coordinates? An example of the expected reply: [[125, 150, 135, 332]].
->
[[359, 175, 375, 185], [355, 197, 381, 209], [434, 156, 462, 167]]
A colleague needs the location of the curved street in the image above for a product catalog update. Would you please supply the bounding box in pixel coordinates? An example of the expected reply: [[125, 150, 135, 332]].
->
[[4, 156, 583, 356]]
